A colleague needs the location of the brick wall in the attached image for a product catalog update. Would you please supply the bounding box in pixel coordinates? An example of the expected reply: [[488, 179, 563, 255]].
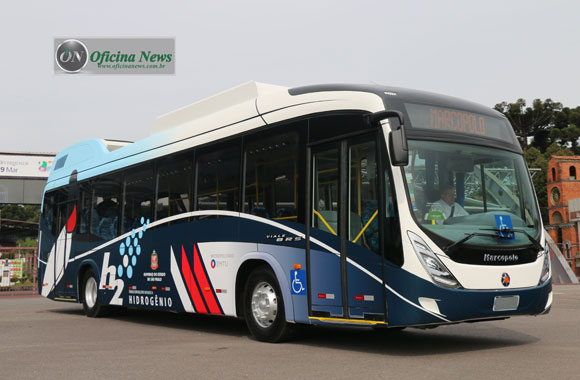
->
[[547, 156, 580, 276]]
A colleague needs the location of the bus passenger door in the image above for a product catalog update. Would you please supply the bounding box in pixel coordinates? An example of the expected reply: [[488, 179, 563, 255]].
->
[[53, 200, 69, 298], [309, 145, 344, 316], [345, 137, 385, 320], [53, 189, 76, 299], [308, 134, 386, 321]]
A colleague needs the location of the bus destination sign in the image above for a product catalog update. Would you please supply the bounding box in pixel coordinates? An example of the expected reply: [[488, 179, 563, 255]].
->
[[404, 103, 514, 142], [428, 107, 485, 135]]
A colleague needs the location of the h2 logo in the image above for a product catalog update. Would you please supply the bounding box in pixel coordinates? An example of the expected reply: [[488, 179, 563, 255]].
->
[[100, 252, 124, 305]]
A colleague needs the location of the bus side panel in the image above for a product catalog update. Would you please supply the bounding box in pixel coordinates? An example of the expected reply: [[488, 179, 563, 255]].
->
[[255, 244, 309, 323], [118, 217, 241, 313]]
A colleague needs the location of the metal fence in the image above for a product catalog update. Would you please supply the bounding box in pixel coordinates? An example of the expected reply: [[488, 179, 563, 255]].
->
[[549, 241, 580, 272], [0, 247, 37, 296]]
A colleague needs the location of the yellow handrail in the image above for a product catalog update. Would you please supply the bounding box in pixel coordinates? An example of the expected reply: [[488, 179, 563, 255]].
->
[[353, 209, 378, 243], [273, 215, 298, 220], [313, 209, 337, 236]]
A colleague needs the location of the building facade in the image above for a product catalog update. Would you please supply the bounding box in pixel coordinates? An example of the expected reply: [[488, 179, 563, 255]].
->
[[546, 155, 580, 277]]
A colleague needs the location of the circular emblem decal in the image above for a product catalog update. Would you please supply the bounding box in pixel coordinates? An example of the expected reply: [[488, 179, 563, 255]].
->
[[210, 259, 216, 269], [55, 39, 89, 73], [501, 272, 511, 287]]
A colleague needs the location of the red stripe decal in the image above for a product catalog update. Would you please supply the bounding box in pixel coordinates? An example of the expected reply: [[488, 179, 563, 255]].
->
[[66, 205, 77, 233], [193, 245, 221, 314], [181, 246, 207, 313]]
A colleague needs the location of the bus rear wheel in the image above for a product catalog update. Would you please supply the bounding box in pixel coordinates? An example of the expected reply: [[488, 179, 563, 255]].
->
[[82, 269, 108, 318], [244, 266, 293, 343]]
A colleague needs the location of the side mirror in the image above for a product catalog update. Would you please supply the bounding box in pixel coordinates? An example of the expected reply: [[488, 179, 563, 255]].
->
[[389, 127, 408, 166], [369, 110, 408, 166]]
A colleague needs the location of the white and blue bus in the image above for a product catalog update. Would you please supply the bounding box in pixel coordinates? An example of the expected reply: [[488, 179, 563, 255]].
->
[[38, 82, 552, 342]]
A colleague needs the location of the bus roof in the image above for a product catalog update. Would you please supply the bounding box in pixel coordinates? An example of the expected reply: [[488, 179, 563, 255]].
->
[[152, 81, 287, 135], [44, 81, 511, 191]]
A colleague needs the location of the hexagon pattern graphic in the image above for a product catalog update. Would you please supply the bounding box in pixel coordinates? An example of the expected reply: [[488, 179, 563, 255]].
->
[[118, 217, 150, 279]]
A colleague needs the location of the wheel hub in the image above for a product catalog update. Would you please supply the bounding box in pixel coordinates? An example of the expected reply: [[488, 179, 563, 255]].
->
[[85, 277, 97, 308], [251, 281, 278, 328]]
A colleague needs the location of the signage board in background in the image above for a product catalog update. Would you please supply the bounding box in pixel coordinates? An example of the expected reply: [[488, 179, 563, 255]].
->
[[0, 259, 25, 285], [569, 198, 580, 222], [0, 154, 54, 178]]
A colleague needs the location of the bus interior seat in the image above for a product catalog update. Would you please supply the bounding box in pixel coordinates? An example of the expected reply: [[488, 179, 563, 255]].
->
[[251, 206, 269, 218], [276, 207, 296, 218], [96, 216, 118, 240]]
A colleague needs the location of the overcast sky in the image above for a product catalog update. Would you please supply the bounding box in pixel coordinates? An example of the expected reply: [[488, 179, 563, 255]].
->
[[1, 0, 579, 153]]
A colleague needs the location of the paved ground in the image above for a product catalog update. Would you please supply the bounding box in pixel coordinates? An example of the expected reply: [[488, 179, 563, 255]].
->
[[0, 285, 578, 380]]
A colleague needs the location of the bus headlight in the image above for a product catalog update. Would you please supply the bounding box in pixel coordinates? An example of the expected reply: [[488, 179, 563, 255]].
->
[[538, 245, 551, 285], [407, 231, 461, 288]]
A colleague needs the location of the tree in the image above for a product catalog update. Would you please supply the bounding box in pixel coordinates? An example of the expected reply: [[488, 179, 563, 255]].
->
[[524, 147, 548, 222], [494, 98, 562, 150], [545, 141, 575, 157], [16, 237, 38, 247], [0, 204, 41, 223], [550, 124, 580, 154]]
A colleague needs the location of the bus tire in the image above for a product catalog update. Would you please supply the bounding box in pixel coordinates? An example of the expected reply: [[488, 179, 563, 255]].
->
[[82, 269, 108, 318], [244, 265, 293, 343]]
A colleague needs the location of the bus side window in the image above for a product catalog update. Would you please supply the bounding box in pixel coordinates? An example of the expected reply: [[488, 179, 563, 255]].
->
[[91, 175, 122, 241], [244, 131, 299, 222], [312, 148, 339, 236], [157, 152, 194, 223], [124, 164, 155, 231], [196, 141, 240, 214], [54, 188, 70, 234], [78, 183, 92, 235], [348, 139, 379, 254], [42, 192, 56, 236]]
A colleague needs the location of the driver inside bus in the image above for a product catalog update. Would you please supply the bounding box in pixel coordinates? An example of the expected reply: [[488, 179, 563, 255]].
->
[[426, 185, 468, 223]]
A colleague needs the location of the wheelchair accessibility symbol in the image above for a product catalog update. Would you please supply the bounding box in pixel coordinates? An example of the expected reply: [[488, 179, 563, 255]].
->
[[291, 269, 306, 295]]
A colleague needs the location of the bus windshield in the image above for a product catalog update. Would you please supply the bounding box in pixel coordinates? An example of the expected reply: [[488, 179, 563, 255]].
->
[[403, 140, 541, 248]]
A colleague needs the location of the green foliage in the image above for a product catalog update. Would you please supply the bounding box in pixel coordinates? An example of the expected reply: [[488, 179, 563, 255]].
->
[[0, 204, 40, 222], [524, 146, 542, 162], [545, 141, 574, 157], [524, 147, 549, 222], [494, 98, 562, 149], [550, 124, 580, 154], [16, 237, 38, 248]]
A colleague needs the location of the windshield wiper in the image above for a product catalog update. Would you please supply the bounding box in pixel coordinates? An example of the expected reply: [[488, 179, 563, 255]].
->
[[480, 228, 543, 251], [444, 228, 543, 254], [443, 231, 498, 253]]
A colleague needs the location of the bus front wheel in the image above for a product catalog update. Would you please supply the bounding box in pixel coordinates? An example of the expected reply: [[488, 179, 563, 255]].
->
[[244, 266, 293, 343], [82, 269, 108, 318]]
